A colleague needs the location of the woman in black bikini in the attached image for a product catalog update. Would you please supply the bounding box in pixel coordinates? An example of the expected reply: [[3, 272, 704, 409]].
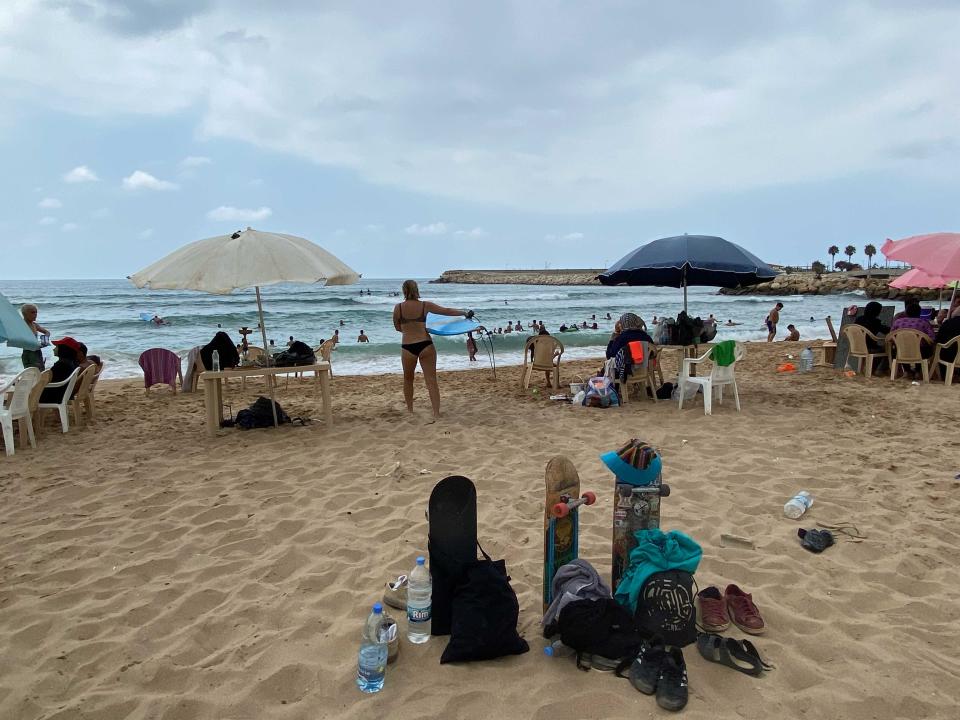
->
[[393, 280, 472, 420]]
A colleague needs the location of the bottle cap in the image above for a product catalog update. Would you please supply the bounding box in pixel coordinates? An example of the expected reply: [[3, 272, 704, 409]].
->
[[544, 646, 554, 657], [416, 556, 425, 565], [373, 602, 383, 614]]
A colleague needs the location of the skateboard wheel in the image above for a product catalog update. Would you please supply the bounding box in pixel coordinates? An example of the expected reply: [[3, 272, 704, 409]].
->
[[582, 491, 597, 505], [660, 484, 671, 497], [552, 502, 570, 518]]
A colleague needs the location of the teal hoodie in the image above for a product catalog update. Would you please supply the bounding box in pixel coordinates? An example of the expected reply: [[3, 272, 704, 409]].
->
[[614, 529, 702, 613]]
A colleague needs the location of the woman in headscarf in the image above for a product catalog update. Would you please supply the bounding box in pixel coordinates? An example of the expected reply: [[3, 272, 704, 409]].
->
[[200, 331, 241, 370], [854, 301, 889, 354], [606, 313, 653, 359]]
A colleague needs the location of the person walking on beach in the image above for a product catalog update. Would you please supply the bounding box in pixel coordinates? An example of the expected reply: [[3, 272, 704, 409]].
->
[[393, 279, 473, 420], [466, 331, 478, 361], [20, 303, 49, 369], [765, 302, 783, 342]]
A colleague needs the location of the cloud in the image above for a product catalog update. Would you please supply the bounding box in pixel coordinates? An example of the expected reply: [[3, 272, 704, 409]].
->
[[453, 227, 488, 237], [405, 222, 448, 236], [3, 3, 960, 213], [38, 216, 57, 225], [545, 232, 585, 241], [206, 205, 273, 221], [139, 228, 154, 239], [180, 155, 212, 168], [122, 170, 179, 191], [364, 224, 383, 232], [63, 165, 99, 183], [61, 222, 78, 232], [38, 197, 61, 209]]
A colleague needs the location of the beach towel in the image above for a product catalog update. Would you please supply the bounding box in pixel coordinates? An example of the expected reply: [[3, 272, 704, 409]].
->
[[613, 529, 702, 614], [182, 345, 201, 392], [710, 340, 736, 367], [541, 559, 612, 630]]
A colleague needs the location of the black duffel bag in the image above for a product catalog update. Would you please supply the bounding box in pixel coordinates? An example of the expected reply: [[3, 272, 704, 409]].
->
[[272, 340, 316, 367]]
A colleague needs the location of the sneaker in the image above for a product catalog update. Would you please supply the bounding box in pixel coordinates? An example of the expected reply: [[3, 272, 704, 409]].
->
[[628, 641, 666, 695], [724, 584, 765, 635], [656, 648, 689, 712], [696, 586, 729, 632], [382, 574, 407, 611]]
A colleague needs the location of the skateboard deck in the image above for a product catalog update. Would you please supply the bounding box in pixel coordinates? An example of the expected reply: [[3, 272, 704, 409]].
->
[[542, 457, 596, 613], [428, 475, 477, 636], [611, 458, 670, 595]]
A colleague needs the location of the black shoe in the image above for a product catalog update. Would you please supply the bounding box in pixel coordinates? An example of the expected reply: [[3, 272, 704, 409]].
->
[[628, 641, 666, 695], [656, 648, 689, 711]]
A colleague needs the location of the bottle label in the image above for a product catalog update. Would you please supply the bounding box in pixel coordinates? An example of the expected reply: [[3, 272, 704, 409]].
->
[[408, 605, 431, 623]]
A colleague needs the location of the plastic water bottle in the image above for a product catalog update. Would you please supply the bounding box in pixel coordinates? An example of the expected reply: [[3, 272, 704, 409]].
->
[[406, 556, 432, 643], [800, 347, 814, 373], [212, 349, 220, 372], [784, 491, 814, 519], [356, 603, 388, 693], [544, 639, 576, 658]]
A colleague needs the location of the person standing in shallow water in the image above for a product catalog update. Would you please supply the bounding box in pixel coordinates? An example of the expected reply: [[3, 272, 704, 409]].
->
[[393, 279, 472, 421]]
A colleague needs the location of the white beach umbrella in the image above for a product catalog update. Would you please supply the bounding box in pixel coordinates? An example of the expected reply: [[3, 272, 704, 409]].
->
[[129, 227, 360, 426]]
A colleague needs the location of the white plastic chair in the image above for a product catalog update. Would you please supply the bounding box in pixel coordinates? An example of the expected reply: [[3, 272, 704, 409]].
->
[[37, 367, 81, 433], [678, 342, 745, 415], [1, 368, 41, 455]]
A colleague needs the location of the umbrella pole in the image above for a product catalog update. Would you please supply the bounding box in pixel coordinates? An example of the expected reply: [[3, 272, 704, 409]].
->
[[255, 286, 280, 428], [682, 267, 688, 313]]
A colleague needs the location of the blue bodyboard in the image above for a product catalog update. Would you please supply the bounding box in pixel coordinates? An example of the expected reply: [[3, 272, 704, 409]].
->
[[426, 313, 480, 336]]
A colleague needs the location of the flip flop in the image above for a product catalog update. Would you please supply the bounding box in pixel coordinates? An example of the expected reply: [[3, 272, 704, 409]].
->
[[696, 633, 764, 676], [798, 528, 835, 553]]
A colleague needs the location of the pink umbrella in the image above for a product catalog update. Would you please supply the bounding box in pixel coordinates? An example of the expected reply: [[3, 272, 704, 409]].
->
[[881, 232, 960, 277], [889, 267, 950, 289]]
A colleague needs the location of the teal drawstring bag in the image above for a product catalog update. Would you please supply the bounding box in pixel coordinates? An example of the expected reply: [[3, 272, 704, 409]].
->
[[613, 529, 702, 614]]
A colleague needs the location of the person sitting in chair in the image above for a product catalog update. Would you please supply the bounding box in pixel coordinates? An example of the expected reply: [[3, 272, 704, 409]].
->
[[606, 313, 654, 359]]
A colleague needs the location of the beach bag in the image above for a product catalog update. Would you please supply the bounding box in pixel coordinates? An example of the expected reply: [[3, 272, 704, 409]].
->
[[235, 396, 291, 429], [671, 381, 699, 402], [272, 341, 315, 367], [440, 544, 530, 664], [582, 376, 619, 408], [557, 598, 646, 666], [655, 318, 676, 345], [634, 569, 697, 648], [655, 382, 675, 400]]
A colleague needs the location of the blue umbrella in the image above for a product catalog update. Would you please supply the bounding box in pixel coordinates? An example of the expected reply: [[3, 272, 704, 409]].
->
[[0, 292, 39, 350], [598, 234, 777, 311]]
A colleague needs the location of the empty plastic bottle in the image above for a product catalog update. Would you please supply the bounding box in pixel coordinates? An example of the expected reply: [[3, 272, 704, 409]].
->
[[784, 491, 814, 519], [799, 347, 814, 373], [211, 349, 220, 372], [406, 556, 432, 643], [544, 640, 576, 658], [356, 603, 388, 693]]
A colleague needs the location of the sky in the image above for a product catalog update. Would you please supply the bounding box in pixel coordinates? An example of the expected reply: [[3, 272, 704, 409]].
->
[[1, 0, 958, 280]]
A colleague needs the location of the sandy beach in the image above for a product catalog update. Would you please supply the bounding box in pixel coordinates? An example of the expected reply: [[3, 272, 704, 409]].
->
[[2, 342, 959, 720]]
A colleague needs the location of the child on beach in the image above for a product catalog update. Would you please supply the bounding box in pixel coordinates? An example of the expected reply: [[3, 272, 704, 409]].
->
[[466, 332, 477, 361], [765, 302, 783, 342]]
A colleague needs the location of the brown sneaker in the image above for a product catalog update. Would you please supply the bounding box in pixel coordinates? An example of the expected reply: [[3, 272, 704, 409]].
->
[[724, 584, 765, 635], [696, 586, 729, 632]]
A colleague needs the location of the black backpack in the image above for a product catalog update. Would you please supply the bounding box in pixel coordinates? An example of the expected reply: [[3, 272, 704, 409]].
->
[[557, 598, 646, 665], [634, 569, 697, 648], [235, 397, 291, 429], [272, 341, 316, 367]]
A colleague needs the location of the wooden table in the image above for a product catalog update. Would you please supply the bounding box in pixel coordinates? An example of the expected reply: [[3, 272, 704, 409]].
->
[[200, 363, 332, 436]]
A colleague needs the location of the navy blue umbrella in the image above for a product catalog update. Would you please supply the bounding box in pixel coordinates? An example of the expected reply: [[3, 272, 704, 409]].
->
[[598, 234, 777, 310]]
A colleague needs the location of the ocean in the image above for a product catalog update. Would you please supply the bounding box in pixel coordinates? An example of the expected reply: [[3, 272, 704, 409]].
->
[[0, 278, 890, 381]]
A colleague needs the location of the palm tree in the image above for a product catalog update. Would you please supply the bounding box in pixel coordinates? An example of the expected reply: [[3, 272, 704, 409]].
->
[[828, 245, 839, 272], [844, 245, 856, 267], [864, 244, 876, 276], [812, 260, 826, 279]]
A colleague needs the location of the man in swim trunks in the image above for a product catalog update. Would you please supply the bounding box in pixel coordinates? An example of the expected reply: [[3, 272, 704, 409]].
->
[[766, 302, 783, 342], [357, 330, 369, 343], [393, 279, 472, 420]]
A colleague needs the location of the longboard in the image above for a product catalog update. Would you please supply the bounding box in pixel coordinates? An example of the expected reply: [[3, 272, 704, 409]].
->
[[428, 475, 477, 636], [542, 457, 596, 613], [611, 459, 670, 596]]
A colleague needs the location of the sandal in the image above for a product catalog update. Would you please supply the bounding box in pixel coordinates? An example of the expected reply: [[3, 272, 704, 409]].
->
[[798, 528, 834, 553], [740, 639, 775, 670], [696, 633, 764, 676]]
